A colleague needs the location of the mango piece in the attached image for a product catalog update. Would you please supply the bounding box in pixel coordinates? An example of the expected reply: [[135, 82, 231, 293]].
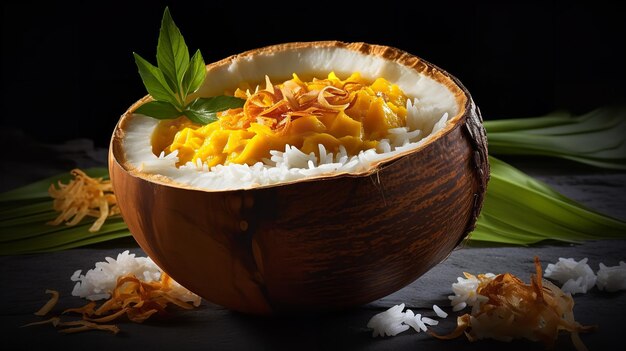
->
[[231, 134, 286, 165], [193, 130, 229, 165], [329, 111, 362, 138], [362, 97, 404, 140], [370, 78, 408, 107], [345, 90, 373, 122], [301, 133, 341, 156], [223, 130, 254, 154], [290, 116, 327, 135], [168, 128, 207, 165], [338, 136, 377, 156], [248, 122, 276, 137], [151, 116, 194, 156]]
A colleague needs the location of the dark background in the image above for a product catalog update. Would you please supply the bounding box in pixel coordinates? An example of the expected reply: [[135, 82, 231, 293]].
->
[[2, 1, 625, 147]]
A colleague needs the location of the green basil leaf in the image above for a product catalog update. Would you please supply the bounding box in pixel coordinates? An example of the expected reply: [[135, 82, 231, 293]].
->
[[156, 7, 189, 94], [134, 101, 181, 119], [183, 96, 245, 124], [133, 52, 180, 108], [189, 96, 246, 112], [183, 49, 206, 96], [183, 109, 216, 125]]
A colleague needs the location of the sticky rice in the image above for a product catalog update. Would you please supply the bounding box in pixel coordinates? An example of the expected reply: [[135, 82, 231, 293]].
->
[[596, 261, 626, 292], [544, 257, 596, 294], [367, 303, 444, 337]]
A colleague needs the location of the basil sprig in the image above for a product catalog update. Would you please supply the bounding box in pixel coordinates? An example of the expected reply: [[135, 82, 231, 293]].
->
[[133, 8, 244, 124]]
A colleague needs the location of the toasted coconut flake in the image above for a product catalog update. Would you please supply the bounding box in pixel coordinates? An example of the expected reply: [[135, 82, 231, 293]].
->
[[21, 317, 61, 328], [127, 308, 159, 323], [34, 289, 59, 316], [433, 257, 594, 351], [236, 75, 352, 136], [317, 85, 350, 110], [85, 308, 129, 323], [47, 169, 119, 232], [63, 301, 96, 317], [280, 80, 301, 109], [429, 315, 470, 340], [57, 320, 120, 335], [264, 75, 275, 95], [296, 89, 319, 106]]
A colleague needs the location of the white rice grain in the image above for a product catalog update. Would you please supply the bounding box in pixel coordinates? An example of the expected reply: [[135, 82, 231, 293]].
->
[[402, 309, 424, 333], [452, 302, 467, 312], [421, 317, 439, 326], [433, 304, 448, 318]]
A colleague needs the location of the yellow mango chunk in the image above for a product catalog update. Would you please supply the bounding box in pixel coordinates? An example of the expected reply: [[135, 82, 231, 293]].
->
[[301, 133, 341, 156], [339, 136, 377, 156], [362, 97, 404, 140], [231, 134, 294, 165], [223, 130, 254, 155], [290, 116, 327, 135], [346, 91, 404, 140], [167, 128, 205, 165], [329, 111, 362, 138], [370, 78, 408, 107], [151, 117, 193, 155]]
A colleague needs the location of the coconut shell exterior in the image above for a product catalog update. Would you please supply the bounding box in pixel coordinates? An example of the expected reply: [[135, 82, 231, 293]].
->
[[109, 41, 489, 314]]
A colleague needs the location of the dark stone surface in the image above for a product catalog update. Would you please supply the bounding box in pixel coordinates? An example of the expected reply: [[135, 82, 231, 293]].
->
[[1, 242, 625, 350], [0, 143, 625, 350]]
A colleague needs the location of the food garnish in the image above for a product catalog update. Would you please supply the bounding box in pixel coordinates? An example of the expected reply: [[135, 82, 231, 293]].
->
[[34, 289, 59, 316], [433, 257, 594, 350], [133, 8, 244, 124], [22, 317, 61, 327], [23, 251, 201, 335], [48, 169, 119, 232], [368, 257, 595, 350], [70, 271, 199, 324], [56, 320, 120, 334]]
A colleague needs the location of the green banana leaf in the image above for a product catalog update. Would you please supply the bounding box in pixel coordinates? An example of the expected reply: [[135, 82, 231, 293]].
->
[[469, 157, 626, 245], [485, 106, 626, 170], [1, 106, 625, 254]]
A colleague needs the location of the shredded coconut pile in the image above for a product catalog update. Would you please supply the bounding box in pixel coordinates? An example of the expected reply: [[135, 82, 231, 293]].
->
[[70, 250, 200, 305]]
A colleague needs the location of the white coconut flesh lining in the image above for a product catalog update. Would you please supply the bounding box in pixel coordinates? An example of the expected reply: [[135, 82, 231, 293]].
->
[[122, 46, 460, 191]]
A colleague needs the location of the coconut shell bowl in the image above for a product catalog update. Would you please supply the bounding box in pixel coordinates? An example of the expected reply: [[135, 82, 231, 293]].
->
[[109, 41, 489, 314]]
